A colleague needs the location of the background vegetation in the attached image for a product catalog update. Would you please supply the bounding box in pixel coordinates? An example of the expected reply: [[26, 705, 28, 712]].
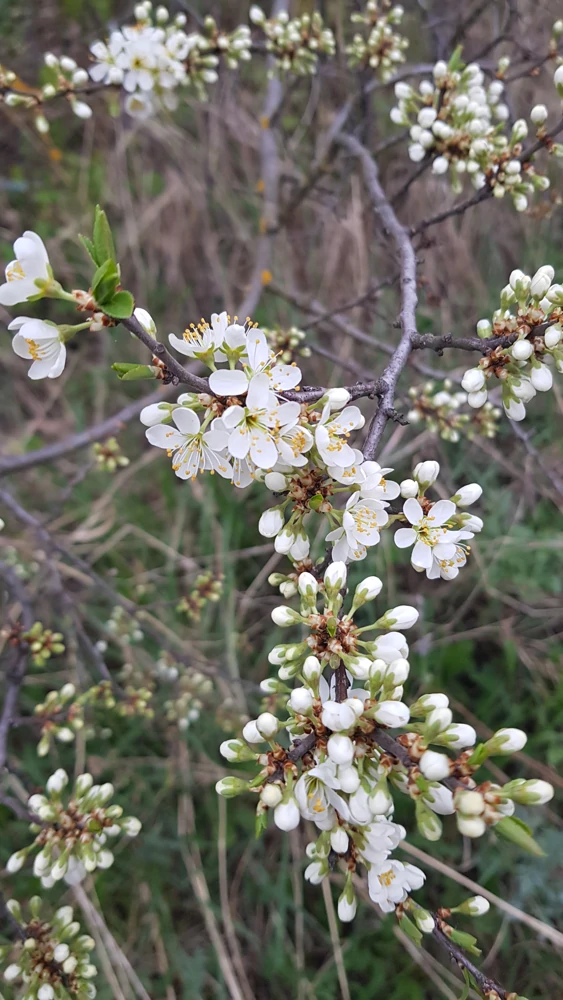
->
[[0, 1, 562, 998]]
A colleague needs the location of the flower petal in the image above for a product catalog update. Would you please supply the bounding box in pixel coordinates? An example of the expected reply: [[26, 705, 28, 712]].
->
[[427, 500, 456, 526], [394, 527, 416, 548], [172, 407, 200, 435], [269, 364, 301, 390], [412, 539, 433, 570], [403, 498, 424, 525], [146, 425, 185, 450], [209, 368, 248, 397]]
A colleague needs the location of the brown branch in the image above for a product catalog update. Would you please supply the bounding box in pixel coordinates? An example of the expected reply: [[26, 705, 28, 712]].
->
[[119, 314, 210, 391], [336, 133, 418, 459], [431, 920, 511, 1000]]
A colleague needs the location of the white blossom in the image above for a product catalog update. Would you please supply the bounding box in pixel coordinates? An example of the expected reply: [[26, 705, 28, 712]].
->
[[146, 407, 232, 480], [367, 859, 425, 912], [0, 230, 50, 305], [10, 318, 66, 379]]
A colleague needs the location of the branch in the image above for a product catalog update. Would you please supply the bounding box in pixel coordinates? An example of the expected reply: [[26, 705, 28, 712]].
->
[[0, 562, 34, 773], [119, 315, 209, 391], [431, 920, 511, 1000], [336, 134, 418, 459], [0, 385, 176, 477]]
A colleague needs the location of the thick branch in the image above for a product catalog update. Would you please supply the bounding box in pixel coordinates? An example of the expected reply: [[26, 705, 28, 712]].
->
[[336, 134, 418, 459]]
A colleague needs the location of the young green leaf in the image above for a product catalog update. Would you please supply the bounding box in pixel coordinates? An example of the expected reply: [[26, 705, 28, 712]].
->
[[78, 234, 98, 265], [91, 258, 120, 304], [103, 290, 135, 319], [93, 205, 116, 266]]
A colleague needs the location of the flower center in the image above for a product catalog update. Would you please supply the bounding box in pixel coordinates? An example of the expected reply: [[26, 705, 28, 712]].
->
[[6, 260, 25, 282], [378, 869, 396, 887]]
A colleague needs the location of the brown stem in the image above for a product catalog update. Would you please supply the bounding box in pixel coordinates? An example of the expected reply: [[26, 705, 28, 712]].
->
[[334, 662, 349, 703]]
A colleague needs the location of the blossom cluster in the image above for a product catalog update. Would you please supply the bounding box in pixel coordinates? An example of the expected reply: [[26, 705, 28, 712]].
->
[[88, 2, 251, 117], [389, 55, 555, 209], [92, 437, 130, 472], [7, 770, 141, 887], [407, 380, 501, 441], [217, 561, 554, 920], [249, 6, 335, 76], [176, 571, 224, 621], [263, 325, 311, 365], [461, 265, 563, 421], [0, 898, 97, 1000], [346, 2, 408, 80]]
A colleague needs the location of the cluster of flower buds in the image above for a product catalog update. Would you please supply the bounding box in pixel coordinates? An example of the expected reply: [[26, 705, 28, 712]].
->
[[164, 667, 214, 730], [6, 770, 141, 886], [40, 52, 92, 126], [92, 437, 130, 472], [263, 325, 311, 364], [104, 605, 144, 645], [217, 560, 553, 919], [461, 265, 563, 421], [88, 1, 251, 117], [249, 6, 335, 76], [389, 53, 553, 209], [407, 380, 501, 441], [177, 571, 224, 621], [0, 898, 97, 1000], [346, 2, 408, 80], [0, 544, 40, 581], [23, 622, 65, 668], [393, 461, 483, 580]]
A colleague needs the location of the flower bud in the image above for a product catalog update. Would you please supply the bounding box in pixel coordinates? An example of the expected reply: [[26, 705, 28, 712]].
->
[[338, 766, 360, 793], [258, 508, 284, 537], [451, 483, 482, 506], [512, 339, 534, 361], [385, 658, 410, 685], [323, 561, 347, 595], [215, 776, 248, 798], [242, 720, 263, 744], [260, 784, 283, 808], [47, 768, 68, 794], [274, 798, 300, 831], [256, 712, 279, 739], [373, 700, 409, 728], [419, 749, 451, 781], [6, 850, 26, 873], [330, 827, 349, 854], [54, 943, 70, 963], [467, 389, 488, 409], [487, 727, 527, 753], [530, 104, 548, 125], [455, 895, 490, 916], [140, 402, 172, 426], [298, 572, 318, 599], [461, 368, 486, 393], [413, 460, 440, 488], [321, 700, 357, 732], [289, 687, 313, 714], [457, 814, 486, 837], [413, 908, 435, 933], [417, 107, 437, 129], [399, 478, 418, 498], [546, 283, 563, 305], [456, 790, 484, 815], [426, 706, 453, 733], [303, 656, 321, 682], [438, 723, 476, 750], [530, 264, 554, 298], [506, 779, 554, 805], [271, 606, 302, 627], [545, 324, 562, 349], [555, 64, 563, 96], [353, 575, 382, 604], [265, 471, 287, 491], [530, 363, 553, 392], [220, 739, 256, 762], [122, 816, 141, 836], [375, 606, 419, 630], [476, 318, 492, 338], [323, 387, 351, 410], [368, 779, 393, 815], [511, 119, 528, 143], [327, 734, 355, 765], [409, 692, 449, 716], [415, 798, 443, 840], [509, 268, 531, 298]]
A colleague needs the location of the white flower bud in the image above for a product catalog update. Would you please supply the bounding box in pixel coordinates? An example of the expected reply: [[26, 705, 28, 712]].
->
[[545, 324, 562, 349], [457, 814, 486, 837], [6, 851, 26, 873], [417, 107, 437, 129], [122, 816, 142, 836], [298, 572, 318, 599], [72, 100, 93, 119], [140, 402, 171, 426], [242, 720, 263, 744], [47, 768, 68, 794], [330, 828, 349, 854], [323, 561, 347, 593], [511, 119, 528, 142], [476, 319, 492, 338], [376, 605, 419, 630], [399, 478, 418, 498], [451, 483, 482, 507], [554, 64, 563, 91], [44, 52, 59, 67], [433, 60, 447, 78], [304, 861, 326, 885], [265, 472, 287, 491], [394, 81, 412, 99], [55, 905, 74, 926], [72, 68, 89, 86], [546, 283, 563, 305], [274, 799, 300, 830], [512, 339, 534, 361], [220, 739, 249, 761], [373, 700, 409, 728], [271, 606, 301, 627], [256, 712, 279, 739], [303, 656, 321, 682], [260, 784, 283, 807], [416, 693, 449, 712], [274, 527, 296, 553], [258, 508, 284, 537], [280, 581, 297, 598], [456, 790, 485, 815], [289, 687, 313, 714], [468, 388, 489, 409], [459, 513, 483, 532], [461, 368, 486, 393], [321, 700, 357, 732], [512, 779, 554, 804], [215, 777, 248, 798], [54, 943, 70, 963], [4, 964, 21, 982], [62, 957, 78, 974], [530, 264, 554, 298], [354, 576, 382, 602], [432, 155, 449, 174], [491, 727, 527, 753], [327, 734, 355, 765], [465, 895, 490, 915], [419, 749, 451, 781], [530, 104, 548, 125], [426, 707, 453, 732], [530, 363, 553, 392], [442, 723, 476, 749], [408, 142, 426, 162], [423, 784, 455, 814], [60, 55, 77, 72], [369, 785, 393, 815], [323, 387, 351, 410], [338, 766, 360, 793], [386, 658, 410, 684], [413, 460, 440, 488]]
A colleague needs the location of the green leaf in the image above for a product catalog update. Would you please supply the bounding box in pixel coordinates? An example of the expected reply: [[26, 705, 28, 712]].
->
[[103, 290, 135, 319], [495, 816, 545, 856], [448, 45, 464, 73], [91, 258, 120, 304], [78, 233, 97, 264], [399, 914, 422, 946], [93, 205, 116, 267], [112, 363, 156, 380]]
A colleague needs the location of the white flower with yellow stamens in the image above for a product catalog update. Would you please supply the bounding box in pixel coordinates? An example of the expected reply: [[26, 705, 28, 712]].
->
[[315, 403, 365, 468], [295, 762, 350, 830], [169, 311, 243, 362], [145, 407, 232, 480], [326, 493, 388, 562], [10, 318, 66, 379], [209, 328, 302, 397], [367, 858, 425, 912], [394, 498, 468, 576], [0, 231, 50, 306], [221, 373, 282, 470]]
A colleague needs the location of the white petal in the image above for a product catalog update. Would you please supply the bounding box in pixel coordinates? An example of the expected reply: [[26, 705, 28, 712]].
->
[[246, 330, 269, 370], [146, 425, 185, 450], [403, 498, 423, 525], [412, 539, 433, 569], [247, 372, 271, 410], [427, 500, 456, 526], [269, 364, 301, 390], [172, 407, 200, 435], [209, 368, 249, 397], [228, 426, 251, 459]]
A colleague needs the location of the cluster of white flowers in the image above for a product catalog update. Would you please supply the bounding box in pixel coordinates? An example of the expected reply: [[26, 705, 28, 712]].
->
[[249, 6, 335, 76], [88, 2, 251, 117], [6, 770, 141, 888], [0, 899, 97, 1000], [407, 379, 501, 441], [461, 265, 563, 421], [217, 560, 553, 920], [389, 55, 555, 209], [346, 1, 408, 80]]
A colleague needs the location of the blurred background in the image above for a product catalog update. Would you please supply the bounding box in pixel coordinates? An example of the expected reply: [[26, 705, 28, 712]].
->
[[0, 1, 562, 998]]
